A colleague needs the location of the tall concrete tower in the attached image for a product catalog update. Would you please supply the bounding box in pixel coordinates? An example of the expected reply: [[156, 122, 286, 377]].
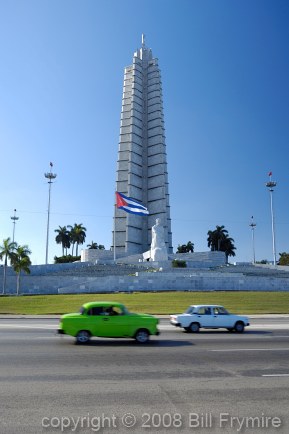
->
[[113, 35, 172, 255]]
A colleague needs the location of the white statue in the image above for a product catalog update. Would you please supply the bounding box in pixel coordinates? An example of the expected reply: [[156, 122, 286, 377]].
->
[[151, 218, 168, 261]]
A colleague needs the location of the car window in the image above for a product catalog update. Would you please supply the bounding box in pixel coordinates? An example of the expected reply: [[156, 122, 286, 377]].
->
[[104, 306, 123, 316], [185, 307, 194, 314], [198, 307, 211, 315], [213, 307, 229, 315], [79, 306, 86, 315], [87, 307, 105, 316], [218, 307, 229, 315]]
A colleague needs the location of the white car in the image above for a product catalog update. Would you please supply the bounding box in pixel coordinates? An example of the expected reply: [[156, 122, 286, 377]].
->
[[170, 305, 250, 333]]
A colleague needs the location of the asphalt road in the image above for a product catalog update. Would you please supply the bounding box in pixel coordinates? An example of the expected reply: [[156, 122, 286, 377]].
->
[[0, 317, 289, 434]]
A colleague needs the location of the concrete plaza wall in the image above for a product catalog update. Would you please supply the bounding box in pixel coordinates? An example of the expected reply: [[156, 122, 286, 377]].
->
[[2, 268, 289, 295]]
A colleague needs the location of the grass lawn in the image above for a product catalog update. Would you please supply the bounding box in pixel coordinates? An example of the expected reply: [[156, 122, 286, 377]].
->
[[0, 291, 289, 315]]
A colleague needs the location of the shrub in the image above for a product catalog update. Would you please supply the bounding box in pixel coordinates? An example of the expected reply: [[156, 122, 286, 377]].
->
[[54, 255, 81, 264], [172, 259, 187, 268]]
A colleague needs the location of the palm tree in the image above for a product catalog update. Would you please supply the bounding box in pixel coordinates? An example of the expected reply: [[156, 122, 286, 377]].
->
[[11, 245, 32, 295], [177, 241, 194, 253], [55, 226, 71, 256], [0, 238, 18, 295], [68, 223, 87, 256], [221, 236, 236, 263], [87, 241, 98, 249], [207, 225, 228, 251], [207, 225, 236, 263]]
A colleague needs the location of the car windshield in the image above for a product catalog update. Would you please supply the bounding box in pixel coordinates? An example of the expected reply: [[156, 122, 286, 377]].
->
[[79, 306, 85, 315], [122, 306, 129, 315]]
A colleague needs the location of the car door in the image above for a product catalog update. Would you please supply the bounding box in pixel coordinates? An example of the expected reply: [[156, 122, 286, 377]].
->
[[97, 306, 131, 337], [85, 306, 106, 336], [211, 307, 233, 328], [195, 306, 214, 327]]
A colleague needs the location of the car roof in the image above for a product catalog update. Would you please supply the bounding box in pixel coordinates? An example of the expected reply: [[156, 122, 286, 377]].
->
[[82, 301, 125, 309]]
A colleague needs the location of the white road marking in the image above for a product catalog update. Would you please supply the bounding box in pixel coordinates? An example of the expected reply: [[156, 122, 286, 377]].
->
[[262, 374, 289, 377], [211, 348, 289, 352]]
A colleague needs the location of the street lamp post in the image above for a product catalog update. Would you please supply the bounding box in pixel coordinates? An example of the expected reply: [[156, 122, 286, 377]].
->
[[265, 172, 277, 266], [249, 216, 256, 264], [44, 162, 57, 264], [10, 209, 19, 243]]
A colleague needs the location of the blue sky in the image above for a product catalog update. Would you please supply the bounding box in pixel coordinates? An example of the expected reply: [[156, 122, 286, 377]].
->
[[0, 0, 288, 265]]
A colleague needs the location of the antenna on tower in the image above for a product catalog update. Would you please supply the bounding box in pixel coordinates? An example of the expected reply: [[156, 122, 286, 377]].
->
[[141, 33, 145, 47]]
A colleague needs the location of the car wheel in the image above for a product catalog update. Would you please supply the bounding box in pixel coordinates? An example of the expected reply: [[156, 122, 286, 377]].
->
[[189, 322, 200, 333], [76, 330, 91, 344], [234, 322, 245, 333], [135, 329, 150, 343]]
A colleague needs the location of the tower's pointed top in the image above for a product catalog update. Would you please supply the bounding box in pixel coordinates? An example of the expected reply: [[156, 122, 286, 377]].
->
[[141, 33, 145, 47]]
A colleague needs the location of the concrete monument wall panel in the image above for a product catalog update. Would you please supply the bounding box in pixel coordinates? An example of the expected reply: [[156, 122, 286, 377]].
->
[[130, 152, 142, 165], [147, 102, 162, 112], [132, 108, 143, 118], [117, 171, 128, 182], [121, 111, 132, 120], [121, 126, 133, 135], [148, 144, 164, 156], [128, 174, 142, 188], [148, 174, 165, 189], [148, 153, 166, 167], [148, 135, 164, 146], [129, 185, 143, 200], [148, 200, 167, 215], [147, 111, 162, 122], [147, 164, 166, 177], [148, 118, 162, 129], [129, 163, 142, 177], [131, 134, 143, 145], [148, 186, 165, 201], [147, 126, 163, 137]]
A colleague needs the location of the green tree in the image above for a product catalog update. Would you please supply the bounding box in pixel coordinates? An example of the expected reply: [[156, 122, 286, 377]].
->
[[278, 252, 289, 266], [68, 223, 87, 256], [207, 225, 228, 251], [177, 241, 194, 253], [0, 238, 17, 295], [87, 241, 98, 249], [221, 236, 236, 263], [11, 245, 32, 295], [87, 241, 105, 250], [207, 225, 236, 263], [55, 226, 71, 255]]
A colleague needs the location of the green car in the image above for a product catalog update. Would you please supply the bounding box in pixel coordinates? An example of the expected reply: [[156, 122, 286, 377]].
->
[[58, 301, 160, 344]]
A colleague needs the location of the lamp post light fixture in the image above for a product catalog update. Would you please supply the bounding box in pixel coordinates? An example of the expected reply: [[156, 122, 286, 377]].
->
[[10, 209, 19, 243], [249, 216, 256, 264], [44, 162, 57, 264], [265, 172, 277, 266]]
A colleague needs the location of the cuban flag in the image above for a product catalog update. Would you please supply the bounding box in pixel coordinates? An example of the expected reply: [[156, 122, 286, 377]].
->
[[116, 192, 149, 215]]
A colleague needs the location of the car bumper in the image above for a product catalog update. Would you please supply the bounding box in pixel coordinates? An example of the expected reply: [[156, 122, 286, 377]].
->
[[57, 329, 65, 335], [170, 321, 180, 327]]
